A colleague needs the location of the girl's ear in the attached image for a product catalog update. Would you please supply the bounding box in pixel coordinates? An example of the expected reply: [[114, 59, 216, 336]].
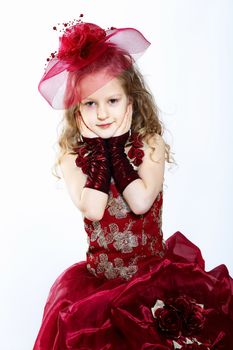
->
[[76, 109, 81, 117], [76, 108, 83, 118]]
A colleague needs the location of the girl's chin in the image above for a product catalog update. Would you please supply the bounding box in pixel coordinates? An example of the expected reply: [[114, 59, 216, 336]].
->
[[95, 125, 117, 138]]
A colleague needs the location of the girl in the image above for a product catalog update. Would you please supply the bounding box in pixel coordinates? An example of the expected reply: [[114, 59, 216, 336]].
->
[[34, 19, 233, 349]]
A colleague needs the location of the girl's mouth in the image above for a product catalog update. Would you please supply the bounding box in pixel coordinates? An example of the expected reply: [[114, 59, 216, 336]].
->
[[97, 123, 113, 129]]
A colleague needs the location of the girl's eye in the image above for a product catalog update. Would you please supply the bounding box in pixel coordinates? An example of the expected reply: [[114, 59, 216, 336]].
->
[[84, 101, 95, 107], [83, 99, 119, 107], [109, 98, 119, 104]]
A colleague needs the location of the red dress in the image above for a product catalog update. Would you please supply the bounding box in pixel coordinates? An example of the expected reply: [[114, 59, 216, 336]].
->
[[33, 133, 233, 350]]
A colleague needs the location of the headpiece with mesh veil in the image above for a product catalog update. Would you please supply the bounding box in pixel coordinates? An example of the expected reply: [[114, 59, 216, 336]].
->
[[38, 18, 151, 110]]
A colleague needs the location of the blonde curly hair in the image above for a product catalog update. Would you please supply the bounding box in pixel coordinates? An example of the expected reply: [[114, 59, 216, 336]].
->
[[51, 50, 176, 180]]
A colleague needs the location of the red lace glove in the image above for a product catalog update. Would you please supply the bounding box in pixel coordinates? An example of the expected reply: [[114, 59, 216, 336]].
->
[[106, 131, 141, 193], [77, 136, 111, 195]]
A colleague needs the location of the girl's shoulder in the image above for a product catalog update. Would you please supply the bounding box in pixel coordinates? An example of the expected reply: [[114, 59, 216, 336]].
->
[[144, 134, 166, 163], [145, 133, 165, 148]]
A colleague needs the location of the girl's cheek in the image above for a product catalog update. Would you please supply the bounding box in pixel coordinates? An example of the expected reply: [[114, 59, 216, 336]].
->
[[81, 109, 96, 122]]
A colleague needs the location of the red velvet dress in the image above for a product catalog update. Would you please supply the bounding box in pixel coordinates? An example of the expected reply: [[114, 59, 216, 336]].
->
[[33, 133, 233, 350]]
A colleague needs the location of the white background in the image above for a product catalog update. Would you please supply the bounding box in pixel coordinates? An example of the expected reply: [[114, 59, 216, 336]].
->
[[0, 1, 232, 349]]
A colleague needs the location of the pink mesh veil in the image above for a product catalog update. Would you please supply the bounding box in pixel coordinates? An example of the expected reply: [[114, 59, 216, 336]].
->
[[38, 22, 151, 110]]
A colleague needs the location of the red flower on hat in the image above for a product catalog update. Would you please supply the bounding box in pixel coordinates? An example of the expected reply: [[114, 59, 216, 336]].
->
[[57, 23, 106, 65]]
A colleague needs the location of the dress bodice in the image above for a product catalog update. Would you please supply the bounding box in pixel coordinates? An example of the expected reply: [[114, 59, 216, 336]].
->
[[74, 133, 166, 281]]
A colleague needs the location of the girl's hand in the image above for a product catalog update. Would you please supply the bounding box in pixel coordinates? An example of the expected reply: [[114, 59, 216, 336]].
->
[[112, 104, 133, 137], [76, 113, 99, 138]]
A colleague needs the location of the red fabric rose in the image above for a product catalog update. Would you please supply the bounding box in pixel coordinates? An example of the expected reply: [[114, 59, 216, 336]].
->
[[57, 23, 106, 65], [74, 145, 91, 175], [155, 307, 182, 338], [129, 132, 144, 148], [165, 296, 206, 336], [128, 147, 144, 160], [184, 304, 206, 336], [127, 132, 144, 166], [166, 296, 196, 318], [128, 147, 145, 166]]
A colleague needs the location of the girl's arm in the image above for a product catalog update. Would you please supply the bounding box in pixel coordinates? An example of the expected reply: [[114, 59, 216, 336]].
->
[[123, 134, 165, 215], [60, 154, 108, 221]]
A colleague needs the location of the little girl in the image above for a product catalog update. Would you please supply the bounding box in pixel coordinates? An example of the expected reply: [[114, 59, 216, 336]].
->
[[33, 19, 233, 349]]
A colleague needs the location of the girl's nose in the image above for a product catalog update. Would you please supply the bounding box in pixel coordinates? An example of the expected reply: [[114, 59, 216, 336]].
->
[[97, 105, 109, 120]]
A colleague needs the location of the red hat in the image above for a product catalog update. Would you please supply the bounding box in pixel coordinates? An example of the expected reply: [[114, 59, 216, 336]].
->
[[38, 21, 150, 110]]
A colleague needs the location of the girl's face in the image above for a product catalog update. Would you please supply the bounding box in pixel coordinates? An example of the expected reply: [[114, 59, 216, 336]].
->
[[77, 72, 131, 138]]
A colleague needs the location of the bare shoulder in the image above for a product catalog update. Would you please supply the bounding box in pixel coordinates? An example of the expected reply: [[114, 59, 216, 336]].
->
[[134, 133, 165, 206], [60, 152, 77, 170], [59, 152, 87, 185], [59, 153, 79, 177], [146, 133, 165, 148], [143, 134, 166, 162]]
